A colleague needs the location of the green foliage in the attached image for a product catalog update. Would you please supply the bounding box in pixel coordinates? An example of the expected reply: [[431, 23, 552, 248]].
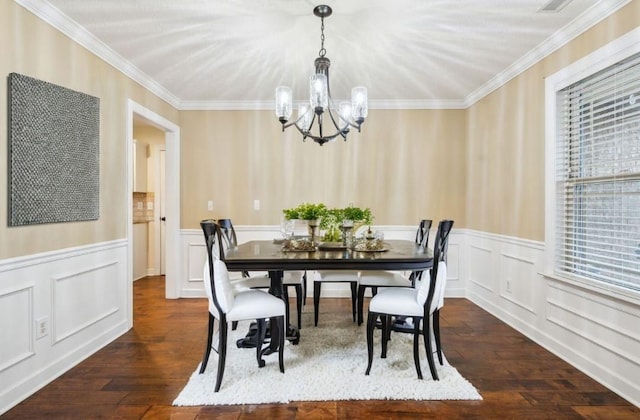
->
[[282, 202, 328, 221], [283, 203, 373, 241], [341, 205, 373, 225]]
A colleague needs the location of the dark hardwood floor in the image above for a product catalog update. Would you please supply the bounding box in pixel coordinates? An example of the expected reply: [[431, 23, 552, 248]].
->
[[5, 276, 638, 419]]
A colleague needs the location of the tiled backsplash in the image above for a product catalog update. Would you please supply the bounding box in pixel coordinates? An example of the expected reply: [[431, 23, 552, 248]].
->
[[133, 192, 155, 223]]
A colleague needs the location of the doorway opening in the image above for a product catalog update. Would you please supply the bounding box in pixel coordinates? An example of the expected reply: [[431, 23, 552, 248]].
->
[[126, 100, 180, 325]]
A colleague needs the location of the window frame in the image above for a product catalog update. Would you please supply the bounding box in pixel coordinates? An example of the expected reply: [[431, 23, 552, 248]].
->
[[544, 27, 640, 304]]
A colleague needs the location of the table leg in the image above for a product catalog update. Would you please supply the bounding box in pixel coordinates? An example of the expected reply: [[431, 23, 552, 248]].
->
[[264, 270, 299, 354], [237, 270, 300, 355]]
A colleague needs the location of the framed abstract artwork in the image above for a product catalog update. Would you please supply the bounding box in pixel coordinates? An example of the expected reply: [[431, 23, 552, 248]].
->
[[8, 73, 100, 226]]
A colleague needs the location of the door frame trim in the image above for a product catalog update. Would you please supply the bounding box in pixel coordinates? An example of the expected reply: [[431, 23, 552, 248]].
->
[[126, 100, 181, 312]]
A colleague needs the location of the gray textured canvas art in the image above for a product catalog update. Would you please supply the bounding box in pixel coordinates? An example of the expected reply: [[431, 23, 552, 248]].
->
[[8, 73, 100, 226]]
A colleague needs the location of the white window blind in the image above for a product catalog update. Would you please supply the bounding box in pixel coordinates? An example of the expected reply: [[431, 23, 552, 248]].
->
[[555, 51, 640, 291]]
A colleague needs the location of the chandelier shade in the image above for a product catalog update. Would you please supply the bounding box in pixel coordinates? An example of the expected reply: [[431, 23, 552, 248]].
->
[[275, 5, 368, 146]]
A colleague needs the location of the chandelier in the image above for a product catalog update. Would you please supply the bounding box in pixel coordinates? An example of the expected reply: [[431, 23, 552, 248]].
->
[[275, 5, 368, 146]]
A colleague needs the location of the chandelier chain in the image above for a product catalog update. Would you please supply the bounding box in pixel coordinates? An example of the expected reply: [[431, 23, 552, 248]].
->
[[319, 17, 326, 57]]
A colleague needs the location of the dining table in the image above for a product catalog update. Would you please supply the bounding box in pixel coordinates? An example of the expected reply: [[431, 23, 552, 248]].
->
[[223, 238, 434, 365]]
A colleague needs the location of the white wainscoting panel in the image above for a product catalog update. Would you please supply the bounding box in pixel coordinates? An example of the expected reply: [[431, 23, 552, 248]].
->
[[52, 261, 121, 344], [0, 240, 129, 416], [0, 285, 34, 372], [467, 244, 494, 293], [464, 229, 639, 407]]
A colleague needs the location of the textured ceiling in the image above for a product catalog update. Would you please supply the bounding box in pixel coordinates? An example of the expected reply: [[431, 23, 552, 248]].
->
[[31, 0, 627, 109]]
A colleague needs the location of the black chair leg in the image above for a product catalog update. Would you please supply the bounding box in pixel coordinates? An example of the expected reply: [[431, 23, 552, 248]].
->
[[413, 317, 423, 380], [294, 284, 303, 329], [350, 281, 358, 322], [200, 313, 215, 374], [302, 272, 308, 307], [357, 285, 366, 325], [277, 316, 285, 373], [365, 312, 377, 375], [313, 281, 321, 326], [283, 286, 291, 330], [256, 319, 266, 368], [381, 315, 390, 358], [214, 317, 228, 392], [433, 310, 443, 365], [422, 316, 439, 381]]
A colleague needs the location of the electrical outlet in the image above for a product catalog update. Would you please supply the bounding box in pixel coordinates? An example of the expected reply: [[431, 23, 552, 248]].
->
[[506, 280, 512, 293], [253, 199, 260, 210], [36, 317, 49, 339], [207, 200, 214, 211]]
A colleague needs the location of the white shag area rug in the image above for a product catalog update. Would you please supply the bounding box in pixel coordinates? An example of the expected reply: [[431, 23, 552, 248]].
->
[[174, 312, 481, 405]]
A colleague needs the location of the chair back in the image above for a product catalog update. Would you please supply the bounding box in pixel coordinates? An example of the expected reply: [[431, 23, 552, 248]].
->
[[409, 219, 432, 284], [416, 220, 454, 312], [200, 219, 234, 317], [416, 261, 447, 312], [217, 218, 239, 256], [415, 219, 432, 248], [433, 220, 454, 263]]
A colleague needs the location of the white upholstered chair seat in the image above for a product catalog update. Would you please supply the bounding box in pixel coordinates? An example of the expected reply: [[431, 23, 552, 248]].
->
[[369, 287, 424, 317], [315, 270, 359, 282], [224, 289, 285, 321], [358, 271, 411, 287], [235, 271, 304, 288]]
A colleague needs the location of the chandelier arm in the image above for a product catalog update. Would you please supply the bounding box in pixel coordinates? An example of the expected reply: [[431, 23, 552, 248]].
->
[[303, 131, 342, 145], [280, 109, 312, 131], [325, 107, 350, 139], [291, 123, 310, 142]]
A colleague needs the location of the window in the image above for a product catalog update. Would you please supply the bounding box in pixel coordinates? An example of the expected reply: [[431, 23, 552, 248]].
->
[[549, 43, 640, 293]]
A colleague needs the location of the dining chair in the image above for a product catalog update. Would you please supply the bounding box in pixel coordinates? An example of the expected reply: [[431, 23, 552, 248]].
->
[[385, 219, 454, 364], [365, 219, 453, 380], [217, 218, 307, 330], [356, 219, 432, 325], [312, 270, 359, 326], [199, 220, 285, 392], [311, 225, 369, 326]]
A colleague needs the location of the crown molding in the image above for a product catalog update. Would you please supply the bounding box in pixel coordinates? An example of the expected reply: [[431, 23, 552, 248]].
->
[[14, 0, 182, 109], [464, 0, 632, 107], [15, 0, 632, 112], [178, 98, 467, 111]]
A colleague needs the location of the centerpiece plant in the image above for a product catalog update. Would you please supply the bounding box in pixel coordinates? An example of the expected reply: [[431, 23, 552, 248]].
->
[[282, 202, 328, 221], [283, 203, 373, 242]]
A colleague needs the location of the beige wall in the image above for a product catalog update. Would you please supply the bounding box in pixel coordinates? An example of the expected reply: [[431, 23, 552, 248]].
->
[[179, 108, 467, 229], [0, 1, 178, 259], [2, 0, 638, 258], [466, 0, 640, 241]]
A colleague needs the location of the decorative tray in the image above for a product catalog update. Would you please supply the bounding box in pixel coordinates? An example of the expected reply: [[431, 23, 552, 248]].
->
[[317, 242, 347, 250], [282, 239, 316, 252], [353, 241, 389, 252]]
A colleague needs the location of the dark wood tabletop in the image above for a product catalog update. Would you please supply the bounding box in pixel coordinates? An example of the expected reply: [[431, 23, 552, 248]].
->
[[224, 239, 433, 272]]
